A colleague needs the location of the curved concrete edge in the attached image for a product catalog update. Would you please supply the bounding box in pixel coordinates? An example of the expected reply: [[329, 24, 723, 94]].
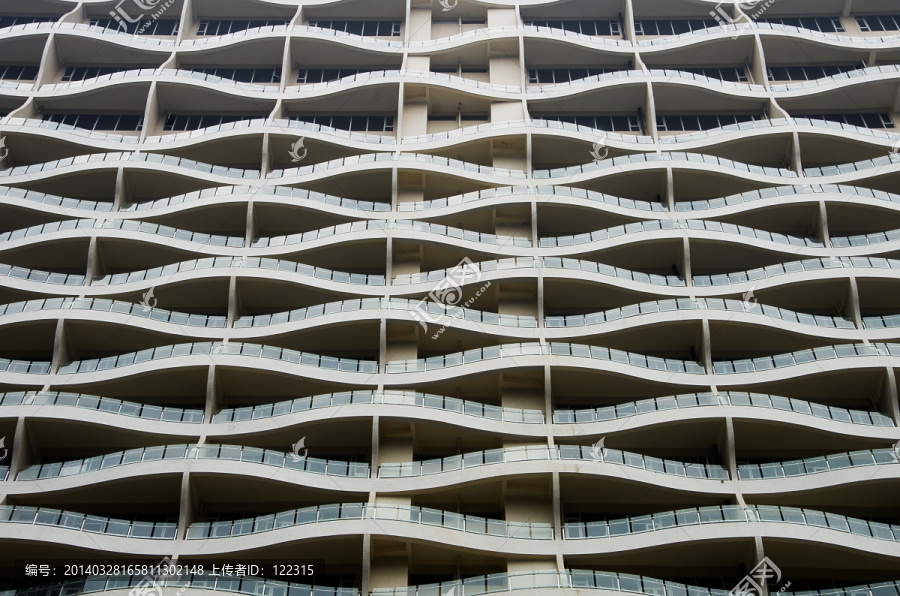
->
[[0, 518, 898, 561]]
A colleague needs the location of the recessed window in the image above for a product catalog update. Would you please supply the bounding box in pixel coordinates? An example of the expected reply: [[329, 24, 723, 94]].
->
[[196, 20, 289, 36], [794, 113, 894, 128], [189, 68, 282, 84], [42, 113, 144, 131], [0, 16, 58, 28], [164, 114, 263, 131], [656, 114, 762, 131], [297, 68, 378, 83], [0, 65, 39, 80], [61, 66, 132, 82], [307, 20, 401, 36], [89, 18, 179, 35], [528, 67, 625, 84], [767, 64, 865, 81], [758, 16, 844, 33], [634, 19, 718, 36], [540, 114, 642, 132], [290, 115, 395, 132], [856, 15, 900, 31], [525, 20, 621, 36]]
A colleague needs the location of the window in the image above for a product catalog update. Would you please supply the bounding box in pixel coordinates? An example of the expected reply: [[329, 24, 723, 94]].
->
[[0, 16, 58, 28], [758, 16, 845, 33], [164, 114, 263, 131], [196, 20, 289, 36], [794, 112, 894, 128], [856, 15, 900, 31], [634, 19, 719, 36], [61, 66, 132, 82], [189, 67, 281, 84], [289, 115, 395, 132], [430, 66, 489, 75], [524, 20, 621, 36], [42, 113, 144, 132], [682, 67, 748, 83], [540, 114, 643, 133], [527, 67, 625, 84], [88, 18, 179, 35], [428, 114, 489, 122], [297, 68, 377, 83], [307, 20, 402, 36], [0, 65, 39, 80], [656, 113, 763, 131], [767, 63, 865, 81], [433, 18, 486, 25]]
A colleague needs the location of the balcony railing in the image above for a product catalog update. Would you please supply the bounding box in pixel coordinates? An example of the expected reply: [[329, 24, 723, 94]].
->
[[16, 444, 370, 481], [0, 297, 227, 328], [0, 506, 176, 539], [385, 342, 705, 375], [128, 184, 391, 213], [6, 576, 358, 596], [540, 219, 822, 249], [213, 390, 544, 425], [56, 342, 378, 376], [234, 298, 537, 330], [564, 504, 900, 542], [546, 298, 855, 330], [371, 568, 737, 596], [737, 448, 899, 479], [93, 257, 386, 287], [0, 391, 203, 423], [0, 152, 259, 179], [394, 257, 685, 287], [712, 342, 898, 374], [555, 391, 893, 426], [379, 445, 728, 480], [0, 263, 84, 286], [187, 503, 552, 540]]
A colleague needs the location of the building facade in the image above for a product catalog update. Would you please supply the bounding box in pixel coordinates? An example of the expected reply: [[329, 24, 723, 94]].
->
[[0, 0, 899, 595]]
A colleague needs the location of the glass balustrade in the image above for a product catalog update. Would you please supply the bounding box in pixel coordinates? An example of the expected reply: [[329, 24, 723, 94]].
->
[[554, 391, 893, 426], [55, 342, 378, 376], [737, 448, 898, 479], [564, 504, 900, 542], [213, 390, 543, 424], [0, 391, 203, 423], [378, 445, 728, 480], [16, 444, 370, 481], [187, 503, 552, 540], [0, 505, 176, 539]]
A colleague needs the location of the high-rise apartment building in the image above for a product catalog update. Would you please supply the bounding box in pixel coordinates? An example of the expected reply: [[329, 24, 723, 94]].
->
[[0, 1, 899, 595]]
